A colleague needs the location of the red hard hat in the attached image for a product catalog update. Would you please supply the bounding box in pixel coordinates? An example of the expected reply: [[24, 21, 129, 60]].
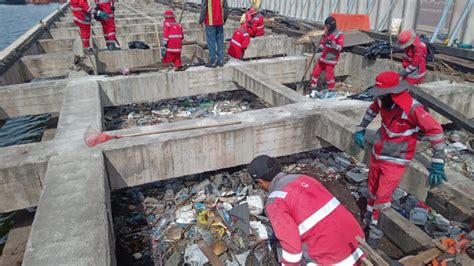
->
[[367, 71, 409, 97], [398, 30, 416, 49], [164, 10, 175, 18]]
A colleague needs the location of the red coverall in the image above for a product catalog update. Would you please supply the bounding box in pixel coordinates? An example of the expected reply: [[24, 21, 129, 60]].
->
[[94, 0, 116, 46], [402, 37, 427, 85], [162, 17, 184, 68], [311, 30, 344, 90], [71, 0, 93, 48], [357, 91, 445, 224], [248, 13, 264, 37], [266, 173, 365, 265], [227, 25, 250, 60]]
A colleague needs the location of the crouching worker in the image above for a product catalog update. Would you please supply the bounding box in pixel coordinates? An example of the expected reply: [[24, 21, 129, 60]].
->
[[227, 22, 251, 61], [161, 10, 185, 71], [246, 7, 264, 37], [353, 71, 446, 248], [248, 155, 365, 265]]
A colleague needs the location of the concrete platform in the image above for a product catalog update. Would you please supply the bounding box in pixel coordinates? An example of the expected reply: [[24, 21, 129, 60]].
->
[[0, 2, 473, 265]]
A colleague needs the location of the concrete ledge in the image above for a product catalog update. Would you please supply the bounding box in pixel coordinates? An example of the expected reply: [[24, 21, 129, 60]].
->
[[379, 208, 434, 254], [232, 65, 310, 106], [96, 48, 162, 73], [20, 52, 73, 80], [23, 153, 114, 266], [0, 80, 66, 119]]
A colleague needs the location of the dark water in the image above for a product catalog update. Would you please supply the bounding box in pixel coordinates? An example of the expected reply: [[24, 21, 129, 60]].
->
[[0, 3, 61, 50]]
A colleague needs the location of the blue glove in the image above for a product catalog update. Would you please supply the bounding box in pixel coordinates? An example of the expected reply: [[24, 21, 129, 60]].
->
[[160, 44, 166, 58], [354, 130, 365, 149], [97, 10, 109, 19], [429, 162, 447, 186]]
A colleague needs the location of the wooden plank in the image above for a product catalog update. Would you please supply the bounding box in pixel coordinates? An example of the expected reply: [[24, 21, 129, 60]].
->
[[379, 208, 434, 254], [408, 84, 474, 133], [399, 248, 441, 266], [356, 236, 389, 266]]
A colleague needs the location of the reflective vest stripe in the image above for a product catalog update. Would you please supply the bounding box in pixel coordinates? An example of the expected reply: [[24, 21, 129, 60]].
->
[[268, 191, 287, 199], [97, 0, 111, 3], [168, 34, 183, 38], [71, 7, 82, 11], [319, 57, 337, 65], [257, 25, 264, 29], [427, 133, 444, 142], [372, 147, 410, 165], [231, 39, 241, 47], [373, 202, 391, 209], [167, 48, 181, 52], [334, 247, 364, 265], [104, 32, 115, 37], [282, 250, 302, 263], [382, 123, 419, 138], [298, 197, 340, 235], [73, 17, 90, 24], [207, 0, 213, 25]]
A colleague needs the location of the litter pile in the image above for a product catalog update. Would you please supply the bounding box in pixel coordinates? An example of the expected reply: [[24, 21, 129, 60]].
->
[[112, 169, 278, 265], [104, 90, 269, 131], [443, 130, 473, 179]]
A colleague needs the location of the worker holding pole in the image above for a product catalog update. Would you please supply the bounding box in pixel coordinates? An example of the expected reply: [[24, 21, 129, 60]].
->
[[247, 155, 365, 265], [353, 71, 446, 248], [94, 0, 119, 50], [310, 16, 344, 92], [397, 30, 427, 85]]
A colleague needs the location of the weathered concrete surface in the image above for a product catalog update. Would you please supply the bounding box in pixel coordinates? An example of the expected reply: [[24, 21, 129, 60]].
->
[[99, 65, 236, 106], [19, 52, 73, 80], [22, 78, 114, 265], [379, 208, 435, 254], [0, 80, 66, 119], [233, 65, 310, 106], [0, 212, 34, 266], [37, 39, 75, 54], [96, 48, 162, 73]]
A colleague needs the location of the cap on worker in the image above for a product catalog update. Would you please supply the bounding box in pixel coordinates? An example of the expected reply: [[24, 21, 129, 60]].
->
[[398, 30, 417, 49], [324, 16, 337, 32], [248, 155, 282, 181], [164, 10, 175, 18], [367, 71, 409, 97]]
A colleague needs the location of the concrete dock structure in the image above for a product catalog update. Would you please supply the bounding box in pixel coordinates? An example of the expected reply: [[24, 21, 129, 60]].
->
[[0, 1, 473, 265]]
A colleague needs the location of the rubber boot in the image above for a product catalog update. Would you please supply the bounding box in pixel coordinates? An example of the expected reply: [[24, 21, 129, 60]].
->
[[205, 61, 217, 68], [83, 47, 94, 55], [363, 211, 372, 229], [107, 42, 120, 51], [367, 224, 384, 249]]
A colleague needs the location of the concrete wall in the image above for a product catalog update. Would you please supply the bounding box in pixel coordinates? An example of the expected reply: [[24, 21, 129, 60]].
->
[[19, 53, 73, 80], [0, 80, 65, 119]]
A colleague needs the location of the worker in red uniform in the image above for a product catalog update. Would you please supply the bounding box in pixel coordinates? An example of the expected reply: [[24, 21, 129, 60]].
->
[[227, 22, 250, 60], [397, 30, 427, 85], [245, 7, 264, 37], [161, 10, 184, 70], [94, 0, 119, 50], [353, 71, 446, 248], [248, 155, 365, 265], [310, 16, 344, 92], [70, 0, 94, 54]]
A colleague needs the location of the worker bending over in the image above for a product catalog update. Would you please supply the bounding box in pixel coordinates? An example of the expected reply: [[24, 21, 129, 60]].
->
[[248, 155, 365, 265], [71, 0, 94, 54], [94, 0, 119, 50], [162, 10, 185, 71], [397, 30, 427, 85], [227, 22, 251, 60], [245, 7, 264, 37], [310, 16, 344, 91], [353, 71, 446, 247]]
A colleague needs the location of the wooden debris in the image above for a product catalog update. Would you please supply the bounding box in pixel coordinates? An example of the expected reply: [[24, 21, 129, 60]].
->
[[356, 236, 389, 266]]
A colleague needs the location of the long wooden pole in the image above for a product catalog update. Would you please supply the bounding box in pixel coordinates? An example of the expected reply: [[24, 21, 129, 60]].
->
[[122, 121, 242, 138]]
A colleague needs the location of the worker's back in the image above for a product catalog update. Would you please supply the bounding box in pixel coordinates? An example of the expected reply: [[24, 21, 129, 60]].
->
[[266, 173, 364, 265]]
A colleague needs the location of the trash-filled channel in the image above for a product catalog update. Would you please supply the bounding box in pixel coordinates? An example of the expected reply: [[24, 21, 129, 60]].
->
[[112, 142, 472, 265], [104, 90, 269, 131]]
